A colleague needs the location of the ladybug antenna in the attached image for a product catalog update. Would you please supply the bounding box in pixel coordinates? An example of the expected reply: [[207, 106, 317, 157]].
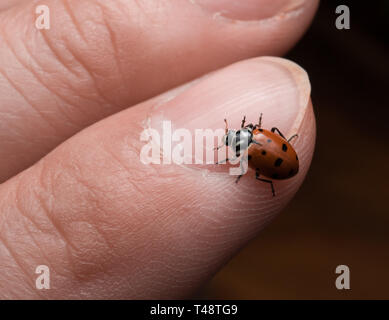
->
[[258, 113, 263, 128], [241, 115, 246, 128], [224, 118, 228, 134]]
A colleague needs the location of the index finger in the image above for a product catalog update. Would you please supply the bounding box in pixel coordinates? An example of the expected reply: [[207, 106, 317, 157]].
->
[[0, 0, 319, 181]]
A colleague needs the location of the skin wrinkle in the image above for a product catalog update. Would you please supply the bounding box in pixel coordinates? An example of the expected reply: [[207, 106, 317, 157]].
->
[[15, 175, 51, 243], [61, 42, 123, 113], [0, 28, 59, 130], [32, 180, 78, 252], [9, 35, 84, 130], [97, 2, 126, 89], [29, 186, 79, 282], [59, 178, 117, 256], [32, 164, 113, 283], [38, 27, 120, 120], [0, 226, 38, 296], [42, 1, 126, 113], [12, 206, 57, 280], [65, 252, 106, 283], [39, 25, 80, 77], [54, 227, 122, 286], [62, 0, 87, 43], [0, 261, 21, 299], [61, 222, 117, 282], [59, 193, 121, 252], [19, 86, 84, 137], [0, 65, 58, 134]]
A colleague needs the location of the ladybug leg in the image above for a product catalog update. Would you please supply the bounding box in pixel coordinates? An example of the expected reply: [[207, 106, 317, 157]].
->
[[271, 127, 298, 143], [255, 169, 275, 196], [287, 134, 298, 143], [216, 156, 239, 164], [271, 127, 287, 139], [214, 143, 225, 151], [217, 147, 245, 164], [235, 153, 248, 183]]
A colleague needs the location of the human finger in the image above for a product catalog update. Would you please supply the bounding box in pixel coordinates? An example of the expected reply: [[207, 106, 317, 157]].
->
[[0, 57, 315, 299], [0, 0, 319, 181]]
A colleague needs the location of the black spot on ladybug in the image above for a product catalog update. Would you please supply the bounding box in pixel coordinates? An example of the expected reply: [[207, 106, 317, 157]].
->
[[272, 173, 279, 179], [261, 150, 267, 156], [289, 169, 294, 177], [267, 139, 272, 143], [247, 155, 252, 160], [274, 158, 283, 167], [282, 143, 287, 152], [259, 129, 263, 132]]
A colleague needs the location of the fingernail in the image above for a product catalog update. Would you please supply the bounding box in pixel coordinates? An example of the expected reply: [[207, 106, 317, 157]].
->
[[192, 0, 307, 21], [149, 57, 311, 165]]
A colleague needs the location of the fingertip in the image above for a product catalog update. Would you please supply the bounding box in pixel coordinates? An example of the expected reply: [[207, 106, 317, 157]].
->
[[146, 56, 315, 216]]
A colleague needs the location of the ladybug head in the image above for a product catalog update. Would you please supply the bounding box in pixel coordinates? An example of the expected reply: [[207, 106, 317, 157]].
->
[[222, 130, 236, 147], [222, 128, 253, 154]]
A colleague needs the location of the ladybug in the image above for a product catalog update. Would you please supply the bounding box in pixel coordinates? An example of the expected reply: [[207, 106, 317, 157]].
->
[[215, 114, 299, 196]]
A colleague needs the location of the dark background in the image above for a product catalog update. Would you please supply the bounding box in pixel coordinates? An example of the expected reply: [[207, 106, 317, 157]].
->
[[199, 0, 389, 299]]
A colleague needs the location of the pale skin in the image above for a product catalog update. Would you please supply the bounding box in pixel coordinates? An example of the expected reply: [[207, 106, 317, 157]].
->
[[0, 0, 318, 299]]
